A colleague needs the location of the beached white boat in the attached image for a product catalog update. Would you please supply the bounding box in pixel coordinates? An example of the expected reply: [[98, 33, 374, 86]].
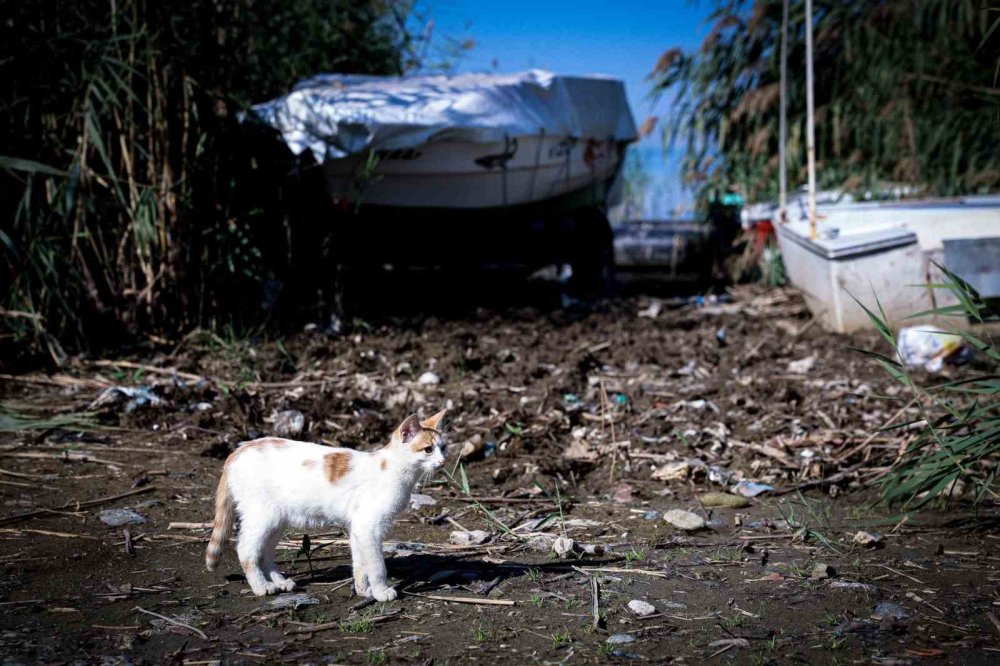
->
[[765, 193, 1000, 332], [252, 70, 637, 209]]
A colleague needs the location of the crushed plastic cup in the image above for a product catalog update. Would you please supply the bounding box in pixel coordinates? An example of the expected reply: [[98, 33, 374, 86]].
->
[[896, 326, 971, 373]]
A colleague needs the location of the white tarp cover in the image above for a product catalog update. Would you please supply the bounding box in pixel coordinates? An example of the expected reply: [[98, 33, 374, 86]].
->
[[251, 69, 638, 161]]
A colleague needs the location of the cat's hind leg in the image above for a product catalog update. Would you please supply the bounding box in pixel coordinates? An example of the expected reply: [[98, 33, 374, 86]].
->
[[236, 518, 277, 596], [263, 528, 296, 592]]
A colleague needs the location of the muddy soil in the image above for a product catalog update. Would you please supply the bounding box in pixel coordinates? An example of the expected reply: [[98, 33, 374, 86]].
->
[[2, 286, 998, 664]]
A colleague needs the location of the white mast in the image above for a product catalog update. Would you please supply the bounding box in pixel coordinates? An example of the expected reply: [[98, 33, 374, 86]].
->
[[805, 0, 817, 239], [779, 0, 789, 221]]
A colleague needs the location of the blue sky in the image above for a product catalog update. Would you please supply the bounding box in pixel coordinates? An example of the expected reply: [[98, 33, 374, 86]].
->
[[423, 0, 712, 215]]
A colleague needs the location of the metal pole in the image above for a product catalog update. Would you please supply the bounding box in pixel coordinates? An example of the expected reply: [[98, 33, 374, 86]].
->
[[805, 0, 818, 239], [778, 0, 788, 221]]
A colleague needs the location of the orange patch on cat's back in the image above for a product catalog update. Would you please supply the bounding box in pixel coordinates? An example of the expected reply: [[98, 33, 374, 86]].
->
[[224, 437, 291, 467], [324, 451, 352, 484]]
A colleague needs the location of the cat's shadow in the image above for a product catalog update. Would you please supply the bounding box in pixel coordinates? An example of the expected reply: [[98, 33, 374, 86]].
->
[[279, 552, 626, 598]]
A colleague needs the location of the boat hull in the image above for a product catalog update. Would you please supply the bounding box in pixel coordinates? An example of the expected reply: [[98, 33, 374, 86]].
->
[[324, 135, 627, 209], [775, 197, 1000, 332]]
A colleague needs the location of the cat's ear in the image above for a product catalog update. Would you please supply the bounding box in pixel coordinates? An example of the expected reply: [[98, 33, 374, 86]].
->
[[420, 408, 448, 431], [395, 414, 423, 443]]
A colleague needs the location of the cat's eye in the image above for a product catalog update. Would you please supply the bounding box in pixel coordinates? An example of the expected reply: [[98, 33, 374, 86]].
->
[[422, 445, 434, 454]]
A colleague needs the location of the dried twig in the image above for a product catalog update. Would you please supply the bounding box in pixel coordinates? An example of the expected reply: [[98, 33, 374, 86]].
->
[[401, 591, 515, 606], [133, 606, 207, 640], [0, 485, 155, 525]]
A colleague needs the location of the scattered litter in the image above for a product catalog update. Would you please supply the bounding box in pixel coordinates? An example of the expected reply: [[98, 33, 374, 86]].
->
[[732, 480, 774, 497], [450, 530, 491, 546], [872, 601, 909, 621], [787, 355, 816, 374], [89, 386, 163, 413], [627, 600, 656, 616], [270, 409, 305, 437], [417, 371, 441, 385], [191, 402, 213, 412], [552, 536, 575, 558], [811, 563, 835, 580], [409, 493, 437, 509], [830, 580, 877, 593], [853, 530, 884, 548], [698, 492, 750, 509], [638, 301, 662, 319], [652, 461, 690, 481], [98, 508, 147, 527], [708, 465, 734, 485], [642, 510, 660, 521], [606, 634, 636, 645], [897, 325, 971, 372], [663, 509, 706, 531], [578, 543, 606, 555], [264, 594, 319, 610]]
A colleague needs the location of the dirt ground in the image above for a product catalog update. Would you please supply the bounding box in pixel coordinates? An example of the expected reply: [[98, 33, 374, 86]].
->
[[2, 284, 999, 664]]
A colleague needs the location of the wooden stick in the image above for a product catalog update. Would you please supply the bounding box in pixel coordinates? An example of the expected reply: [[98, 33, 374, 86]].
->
[[168, 522, 213, 530], [0, 485, 155, 525], [286, 609, 401, 635], [401, 591, 515, 606], [833, 399, 916, 464], [590, 573, 602, 630], [134, 606, 207, 640], [0, 528, 97, 539], [87, 360, 207, 383]]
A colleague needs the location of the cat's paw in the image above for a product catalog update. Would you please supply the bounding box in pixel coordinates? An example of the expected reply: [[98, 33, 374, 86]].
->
[[354, 583, 371, 597], [275, 578, 297, 592], [249, 582, 273, 597], [370, 585, 397, 602]]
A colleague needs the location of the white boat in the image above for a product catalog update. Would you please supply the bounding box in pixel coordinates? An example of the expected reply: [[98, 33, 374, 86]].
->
[[251, 70, 637, 209], [768, 193, 1000, 332]]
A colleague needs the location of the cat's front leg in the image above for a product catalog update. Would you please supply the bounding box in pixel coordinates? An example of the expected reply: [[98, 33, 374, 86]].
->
[[349, 530, 370, 597], [355, 529, 396, 602]]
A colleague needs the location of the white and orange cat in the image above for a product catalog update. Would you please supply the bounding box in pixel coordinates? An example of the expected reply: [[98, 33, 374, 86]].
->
[[205, 409, 447, 600]]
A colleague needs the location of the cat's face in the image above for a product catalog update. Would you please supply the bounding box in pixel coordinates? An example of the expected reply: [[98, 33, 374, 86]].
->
[[392, 409, 448, 474]]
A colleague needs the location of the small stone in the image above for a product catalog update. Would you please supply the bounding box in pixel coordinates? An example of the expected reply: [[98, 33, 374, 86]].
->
[[606, 634, 636, 645], [552, 536, 575, 559], [787, 355, 816, 374], [872, 601, 908, 621], [527, 534, 556, 552], [663, 509, 706, 531], [811, 562, 835, 579], [408, 493, 437, 510], [613, 483, 634, 504], [853, 530, 884, 548], [417, 371, 441, 385], [449, 530, 490, 546], [264, 594, 318, 610], [652, 461, 690, 481], [627, 600, 656, 616], [461, 434, 485, 460], [99, 508, 147, 527], [697, 492, 750, 508], [271, 409, 305, 437]]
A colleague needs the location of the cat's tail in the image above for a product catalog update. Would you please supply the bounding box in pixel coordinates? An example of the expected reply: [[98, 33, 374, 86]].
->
[[205, 467, 234, 571]]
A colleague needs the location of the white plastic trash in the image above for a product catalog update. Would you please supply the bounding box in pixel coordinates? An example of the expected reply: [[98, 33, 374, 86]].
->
[[896, 326, 969, 373]]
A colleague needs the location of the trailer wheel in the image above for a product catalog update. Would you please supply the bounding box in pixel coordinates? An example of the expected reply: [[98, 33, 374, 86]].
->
[[570, 209, 615, 296]]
